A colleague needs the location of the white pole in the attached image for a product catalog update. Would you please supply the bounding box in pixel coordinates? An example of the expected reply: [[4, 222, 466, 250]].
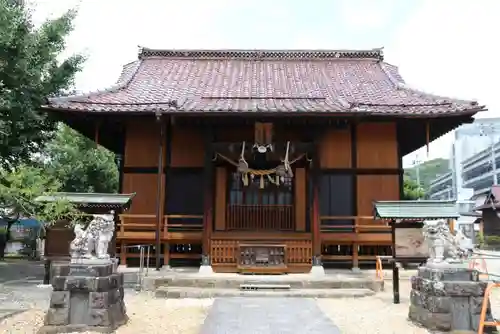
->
[[490, 135, 497, 185], [413, 154, 422, 200]]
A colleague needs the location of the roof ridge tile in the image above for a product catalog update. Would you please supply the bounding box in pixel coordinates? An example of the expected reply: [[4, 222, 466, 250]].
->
[[138, 48, 384, 61]]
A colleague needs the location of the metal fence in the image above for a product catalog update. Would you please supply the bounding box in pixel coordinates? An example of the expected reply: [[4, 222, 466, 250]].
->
[[122, 244, 152, 291]]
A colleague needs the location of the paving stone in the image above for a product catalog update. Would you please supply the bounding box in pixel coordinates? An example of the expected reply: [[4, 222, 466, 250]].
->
[[200, 297, 341, 334]]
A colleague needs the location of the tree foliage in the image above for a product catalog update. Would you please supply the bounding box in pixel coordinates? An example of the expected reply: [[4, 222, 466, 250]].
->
[[403, 176, 425, 200], [0, 165, 80, 227], [405, 158, 450, 196], [0, 2, 91, 230], [0, 0, 85, 168], [40, 124, 119, 194]]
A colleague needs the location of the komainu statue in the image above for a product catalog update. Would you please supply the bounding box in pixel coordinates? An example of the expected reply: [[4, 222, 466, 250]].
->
[[70, 211, 115, 261], [422, 219, 465, 263]]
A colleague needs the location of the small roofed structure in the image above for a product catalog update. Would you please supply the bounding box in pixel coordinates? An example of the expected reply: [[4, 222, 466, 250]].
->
[[36, 192, 135, 260], [373, 200, 459, 304], [473, 185, 500, 237], [36, 192, 136, 213]]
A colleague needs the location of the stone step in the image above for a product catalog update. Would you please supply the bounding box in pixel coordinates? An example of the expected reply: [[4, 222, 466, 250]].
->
[[239, 284, 291, 290], [155, 286, 375, 299], [147, 277, 382, 292]]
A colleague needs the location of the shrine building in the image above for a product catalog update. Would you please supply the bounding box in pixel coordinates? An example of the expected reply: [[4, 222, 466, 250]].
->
[[42, 48, 485, 274]]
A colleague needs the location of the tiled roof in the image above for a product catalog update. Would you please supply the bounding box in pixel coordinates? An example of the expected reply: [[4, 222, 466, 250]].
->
[[44, 48, 485, 116], [373, 200, 459, 220], [474, 185, 500, 211]]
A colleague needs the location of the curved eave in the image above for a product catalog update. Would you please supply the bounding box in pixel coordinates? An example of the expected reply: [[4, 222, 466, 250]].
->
[[41, 104, 485, 119]]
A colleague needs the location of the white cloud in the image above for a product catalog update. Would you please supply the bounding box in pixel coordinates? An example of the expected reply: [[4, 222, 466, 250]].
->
[[387, 0, 500, 167]]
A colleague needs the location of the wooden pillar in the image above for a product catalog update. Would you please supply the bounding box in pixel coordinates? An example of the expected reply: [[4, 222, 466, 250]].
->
[[311, 137, 321, 265], [201, 127, 214, 266], [113, 130, 125, 262], [155, 114, 166, 271], [351, 122, 359, 270], [391, 220, 400, 304], [163, 118, 172, 268]]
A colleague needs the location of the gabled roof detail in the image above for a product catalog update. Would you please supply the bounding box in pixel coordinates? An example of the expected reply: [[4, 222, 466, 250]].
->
[[44, 48, 485, 116], [474, 185, 500, 211]]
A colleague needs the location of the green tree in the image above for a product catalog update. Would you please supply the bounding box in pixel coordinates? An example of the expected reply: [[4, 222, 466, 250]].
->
[[41, 124, 119, 193], [0, 165, 79, 224], [405, 158, 450, 195], [0, 165, 82, 258], [403, 176, 425, 200], [0, 0, 85, 168]]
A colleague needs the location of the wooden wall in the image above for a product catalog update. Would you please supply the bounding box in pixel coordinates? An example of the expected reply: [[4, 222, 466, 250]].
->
[[318, 122, 400, 241], [122, 118, 160, 214], [121, 119, 205, 214]]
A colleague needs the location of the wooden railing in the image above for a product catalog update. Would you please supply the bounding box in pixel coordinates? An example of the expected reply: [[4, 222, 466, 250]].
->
[[118, 214, 157, 240], [226, 204, 294, 231], [319, 216, 391, 233], [163, 215, 203, 231], [117, 214, 203, 240], [210, 238, 312, 273]]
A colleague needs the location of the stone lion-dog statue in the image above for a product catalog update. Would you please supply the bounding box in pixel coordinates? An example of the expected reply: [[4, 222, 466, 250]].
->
[[422, 219, 466, 264], [70, 211, 115, 261]]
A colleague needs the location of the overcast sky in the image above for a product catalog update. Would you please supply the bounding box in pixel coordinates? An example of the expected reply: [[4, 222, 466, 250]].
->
[[29, 0, 500, 167]]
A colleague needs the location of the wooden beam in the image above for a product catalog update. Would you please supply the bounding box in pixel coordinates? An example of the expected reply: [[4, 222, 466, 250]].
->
[[155, 115, 166, 271], [312, 136, 321, 261], [214, 167, 227, 231], [201, 127, 215, 265], [351, 122, 359, 270], [295, 168, 306, 232], [163, 119, 172, 266]]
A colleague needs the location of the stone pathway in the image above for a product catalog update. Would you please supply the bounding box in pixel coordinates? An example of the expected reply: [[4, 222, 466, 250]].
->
[[200, 297, 341, 334]]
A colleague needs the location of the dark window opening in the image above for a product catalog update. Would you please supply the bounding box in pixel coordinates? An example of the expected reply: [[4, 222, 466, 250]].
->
[[166, 168, 204, 227], [319, 173, 354, 231]]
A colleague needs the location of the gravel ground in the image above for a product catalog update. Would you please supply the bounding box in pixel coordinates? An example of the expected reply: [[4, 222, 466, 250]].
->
[[3, 277, 500, 334], [318, 280, 500, 334], [0, 292, 213, 334], [318, 280, 429, 334]]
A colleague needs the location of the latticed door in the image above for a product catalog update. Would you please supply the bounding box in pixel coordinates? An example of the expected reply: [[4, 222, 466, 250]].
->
[[226, 171, 294, 230]]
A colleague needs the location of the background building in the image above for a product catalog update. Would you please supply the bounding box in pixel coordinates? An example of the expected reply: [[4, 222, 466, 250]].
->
[[429, 117, 500, 200]]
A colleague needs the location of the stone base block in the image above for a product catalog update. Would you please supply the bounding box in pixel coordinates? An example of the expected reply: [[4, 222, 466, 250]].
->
[[309, 265, 325, 277], [38, 324, 120, 334], [39, 261, 128, 334], [408, 263, 496, 333], [198, 265, 214, 275]]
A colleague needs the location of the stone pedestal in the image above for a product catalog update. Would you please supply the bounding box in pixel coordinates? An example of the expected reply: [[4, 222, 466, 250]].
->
[[408, 262, 495, 333], [38, 260, 128, 334]]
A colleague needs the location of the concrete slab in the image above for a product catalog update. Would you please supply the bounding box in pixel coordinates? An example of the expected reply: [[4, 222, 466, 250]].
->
[[146, 272, 383, 292]]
